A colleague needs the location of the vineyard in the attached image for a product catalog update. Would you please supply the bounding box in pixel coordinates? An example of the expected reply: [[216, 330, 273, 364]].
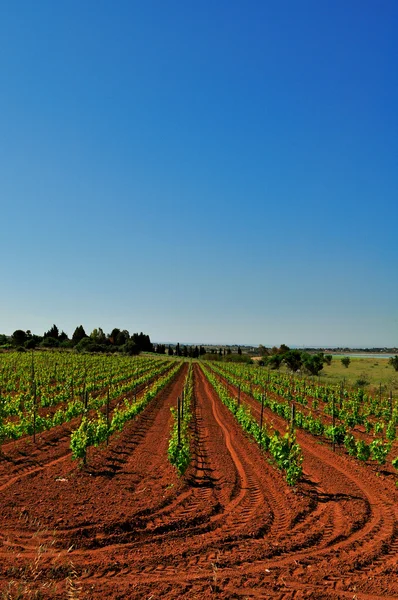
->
[[0, 352, 398, 599]]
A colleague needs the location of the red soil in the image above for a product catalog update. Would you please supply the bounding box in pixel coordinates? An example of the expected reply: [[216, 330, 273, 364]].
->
[[0, 363, 397, 599]]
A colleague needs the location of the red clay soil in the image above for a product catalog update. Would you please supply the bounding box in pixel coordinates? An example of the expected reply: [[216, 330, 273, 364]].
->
[[0, 363, 397, 599]]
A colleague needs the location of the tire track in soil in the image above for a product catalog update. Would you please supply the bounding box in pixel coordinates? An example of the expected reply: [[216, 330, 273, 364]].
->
[[214, 369, 398, 599], [0, 366, 174, 489], [2, 362, 397, 599], [68, 365, 398, 600], [72, 364, 306, 599], [0, 365, 188, 561]]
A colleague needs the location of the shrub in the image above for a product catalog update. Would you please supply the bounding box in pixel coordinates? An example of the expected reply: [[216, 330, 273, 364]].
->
[[40, 336, 60, 348]]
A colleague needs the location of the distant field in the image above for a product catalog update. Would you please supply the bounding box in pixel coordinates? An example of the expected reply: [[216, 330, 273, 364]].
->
[[272, 355, 398, 394], [318, 356, 398, 394]]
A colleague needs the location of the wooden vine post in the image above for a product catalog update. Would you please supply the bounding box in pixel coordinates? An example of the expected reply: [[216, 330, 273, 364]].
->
[[332, 392, 336, 453], [290, 402, 296, 439], [31, 350, 37, 444], [260, 394, 265, 438], [32, 380, 37, 444], [106, 387, 110, 446], [177, 396, 181, 447]]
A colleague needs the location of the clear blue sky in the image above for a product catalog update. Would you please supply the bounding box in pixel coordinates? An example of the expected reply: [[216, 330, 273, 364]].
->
[[1, 1, 397, 346]]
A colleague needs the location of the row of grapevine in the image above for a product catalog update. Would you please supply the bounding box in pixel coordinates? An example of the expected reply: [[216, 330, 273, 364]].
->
[[168, 362, 193, 474], [70, 362, 183, 464], [206, 361, 398, 470], [200, 364, 303, 486], [0, 352, 171, 414], [0, 354, 175, 447]]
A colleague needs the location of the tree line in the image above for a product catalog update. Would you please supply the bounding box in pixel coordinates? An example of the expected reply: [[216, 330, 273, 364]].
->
[[1, 325, 153, 355], [258, 344, 332, 376]]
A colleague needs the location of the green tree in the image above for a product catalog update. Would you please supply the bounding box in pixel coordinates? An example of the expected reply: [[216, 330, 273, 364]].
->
[[283, 350, 302, 372], [90, 328, 106, 343], [341, 356, 351, 368], [12, 330, 27, 346], [267, 354, 283, 370], [389, 355, 398, 372], [279, 344, 290, 354], [302, 353, 324, 376], [72, 325, 87, 345], [131, 332, 153, 352], [116, 330, 129, 346], [43, 324, 59, 340]]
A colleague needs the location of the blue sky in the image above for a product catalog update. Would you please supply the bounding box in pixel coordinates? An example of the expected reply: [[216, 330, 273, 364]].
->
[[1, 1, 397, 346]]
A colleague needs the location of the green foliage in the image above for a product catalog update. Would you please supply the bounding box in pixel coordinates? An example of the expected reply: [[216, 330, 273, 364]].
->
[[72, 325, 87, 345], [70, 362, 183, 465], [25, 338, 38, 349], [356, 373, 370, 387], [201, 364, 303, 486], [389, 355, 398, 372], [40, 336, 60, 348], [43, 324, 59, 340], [302, 353, 324, 376], [122, 340, 139, 355], [74, 337, 93, 352], [356, 439, 370, 461], [344, 433, 357, 456], [373, 421, 384, 435], [283, 350, 302, 372], [70, 417, 96, 461], [386, 419, 396, 441], [370, 438, 391, 465], [12, 330, 27, 346], [168, 365, 193, 475], [268, 431, 303, 485], [267, 354, 283, 370], [70, 414, 109, 463], [325, 424, 345, 445], [341, 356, 351, 368]]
